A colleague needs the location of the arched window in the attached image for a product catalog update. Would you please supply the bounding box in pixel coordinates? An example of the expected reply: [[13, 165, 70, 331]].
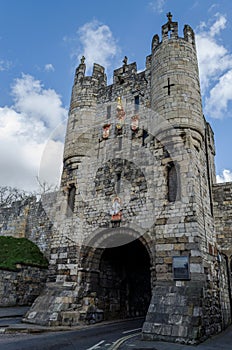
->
[[67, 184, 76, 216], [167, 162, 179, 202]]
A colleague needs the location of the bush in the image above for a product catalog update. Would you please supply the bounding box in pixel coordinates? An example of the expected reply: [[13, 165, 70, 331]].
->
[[0, 236, 48, 270]]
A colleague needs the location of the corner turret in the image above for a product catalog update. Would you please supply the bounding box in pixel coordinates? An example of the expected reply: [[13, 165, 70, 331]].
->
[[63, 58, 106, 186], [150, 12, 204, 133]]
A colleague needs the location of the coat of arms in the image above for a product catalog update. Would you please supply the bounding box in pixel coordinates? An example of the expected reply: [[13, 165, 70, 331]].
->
[[131, 115, 139, 132], [102, 123, 111, 139]]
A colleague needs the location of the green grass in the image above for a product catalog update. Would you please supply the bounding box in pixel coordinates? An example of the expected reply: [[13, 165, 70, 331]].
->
[[0, 236, 48, 271]]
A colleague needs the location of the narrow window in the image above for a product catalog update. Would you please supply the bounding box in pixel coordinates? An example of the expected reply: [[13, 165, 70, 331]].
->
[[134, 95, 139, 112], [118, 137, 122, 151], [142, 127, 148, 147], [167, 162, 178, 202], [67, 184, 76, 216], [116, 173, 121, 194], [107, 105, 111, 119]]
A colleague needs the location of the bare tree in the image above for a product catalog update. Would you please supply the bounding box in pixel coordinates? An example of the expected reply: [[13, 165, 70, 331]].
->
[[36, 176, 58, 195], [0, 178, 58, 209], [0, 186, 33, 208]]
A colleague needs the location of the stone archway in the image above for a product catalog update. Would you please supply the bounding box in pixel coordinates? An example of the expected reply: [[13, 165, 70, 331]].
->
[[97, 239, 151, 320], [79, 229, 153, 321]]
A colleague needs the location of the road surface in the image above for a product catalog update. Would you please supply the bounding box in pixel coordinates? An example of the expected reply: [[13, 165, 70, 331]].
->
[[0, 318, 144, 350]]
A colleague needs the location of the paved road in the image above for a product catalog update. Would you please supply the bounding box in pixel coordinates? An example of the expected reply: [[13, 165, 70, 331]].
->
[[0, 307, 29, 319], [0, 318, 144, 350]]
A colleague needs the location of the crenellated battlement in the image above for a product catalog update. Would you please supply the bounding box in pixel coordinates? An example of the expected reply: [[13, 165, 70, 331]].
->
[[113, 59, 137, 85], [73, 56, 148, 93], [162, 11, 178, 41], [72, 13, 196, 105], [68, 11, 203, 152], [183, 24, 195, 45], [74, 57, 106, 88], [152, 12, 195, 52]]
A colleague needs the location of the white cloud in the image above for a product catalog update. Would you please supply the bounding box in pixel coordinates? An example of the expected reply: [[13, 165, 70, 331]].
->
[[76, 20, 120, 75], [0, 74, 67, 192], [12, 73, 66, 134], [216, 169, 232, 183], [191, 1, 200, 10], [209, 14, 226, 36], [44, 63, 55, 72], [149, 0, 166, 13], [205, 69, 232, 118], [196, 13, 232, 118], [0, 59, 11, 71]]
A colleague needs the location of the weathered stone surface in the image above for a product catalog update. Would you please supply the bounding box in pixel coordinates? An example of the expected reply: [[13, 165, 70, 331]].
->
[[0, 266, 47, 306], [0, 194, 56, 259]]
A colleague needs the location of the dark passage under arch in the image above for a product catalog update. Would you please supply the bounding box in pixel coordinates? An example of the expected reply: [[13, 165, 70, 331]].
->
[[96, 239, 151, 320]]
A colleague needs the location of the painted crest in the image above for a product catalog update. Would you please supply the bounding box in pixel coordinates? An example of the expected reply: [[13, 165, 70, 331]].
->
[[102, 123, 111, 139], [131, 115, 139, 131]]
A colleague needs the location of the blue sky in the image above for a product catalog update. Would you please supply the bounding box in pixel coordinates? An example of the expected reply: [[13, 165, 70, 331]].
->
[[0, 0, 232, 191]]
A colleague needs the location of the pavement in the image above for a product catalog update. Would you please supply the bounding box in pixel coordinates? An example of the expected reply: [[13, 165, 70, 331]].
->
[[0, 306, 81, 334], [1, 307, 232, 349], [115, 325, 232, 350]]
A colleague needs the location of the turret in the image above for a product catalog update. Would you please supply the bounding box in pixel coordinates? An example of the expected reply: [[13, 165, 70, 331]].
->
[[61, 57, 106, 187], [151, 12, 203, 134]]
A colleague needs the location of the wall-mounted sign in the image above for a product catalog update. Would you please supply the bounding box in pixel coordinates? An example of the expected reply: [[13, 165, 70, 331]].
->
[[173, 256, 190, 280]]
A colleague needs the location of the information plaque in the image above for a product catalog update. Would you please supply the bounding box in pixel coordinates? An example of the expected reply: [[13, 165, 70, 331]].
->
[[173, 256, 190, 280]]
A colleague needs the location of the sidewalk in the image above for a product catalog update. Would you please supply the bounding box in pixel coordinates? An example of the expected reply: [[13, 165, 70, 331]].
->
[[116, 325, 232, 350], [0, 307, 142, 335], [0, 306, 74, 333]]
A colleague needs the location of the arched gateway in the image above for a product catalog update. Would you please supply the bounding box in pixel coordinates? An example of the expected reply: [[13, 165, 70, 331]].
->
[[79, 228, 153, 321], [24, 13, 232, 345]]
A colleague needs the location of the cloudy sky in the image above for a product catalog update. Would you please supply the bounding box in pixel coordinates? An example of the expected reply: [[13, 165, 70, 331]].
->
[[0, 0, 232, 191]]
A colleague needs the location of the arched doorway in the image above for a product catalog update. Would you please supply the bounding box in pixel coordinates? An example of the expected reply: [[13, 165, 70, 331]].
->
[[96, 239, 151, 320]]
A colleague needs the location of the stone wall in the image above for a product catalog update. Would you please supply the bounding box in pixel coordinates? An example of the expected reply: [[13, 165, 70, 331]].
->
[[218, 254, 231, 330], [0, 265, 47, 306], [213, 182, 232, 254], [143, 282, 206, 342], [26, 192, 59, 259], [0, 193, 57, 259], [0, 199, 33, 239]]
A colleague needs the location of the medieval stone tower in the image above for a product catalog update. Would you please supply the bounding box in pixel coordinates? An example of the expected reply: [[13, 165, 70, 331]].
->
[[24, 13, 231, 344]]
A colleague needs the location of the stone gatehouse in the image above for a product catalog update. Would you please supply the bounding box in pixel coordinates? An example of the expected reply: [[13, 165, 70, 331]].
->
[[1, 13, 232, 344]]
